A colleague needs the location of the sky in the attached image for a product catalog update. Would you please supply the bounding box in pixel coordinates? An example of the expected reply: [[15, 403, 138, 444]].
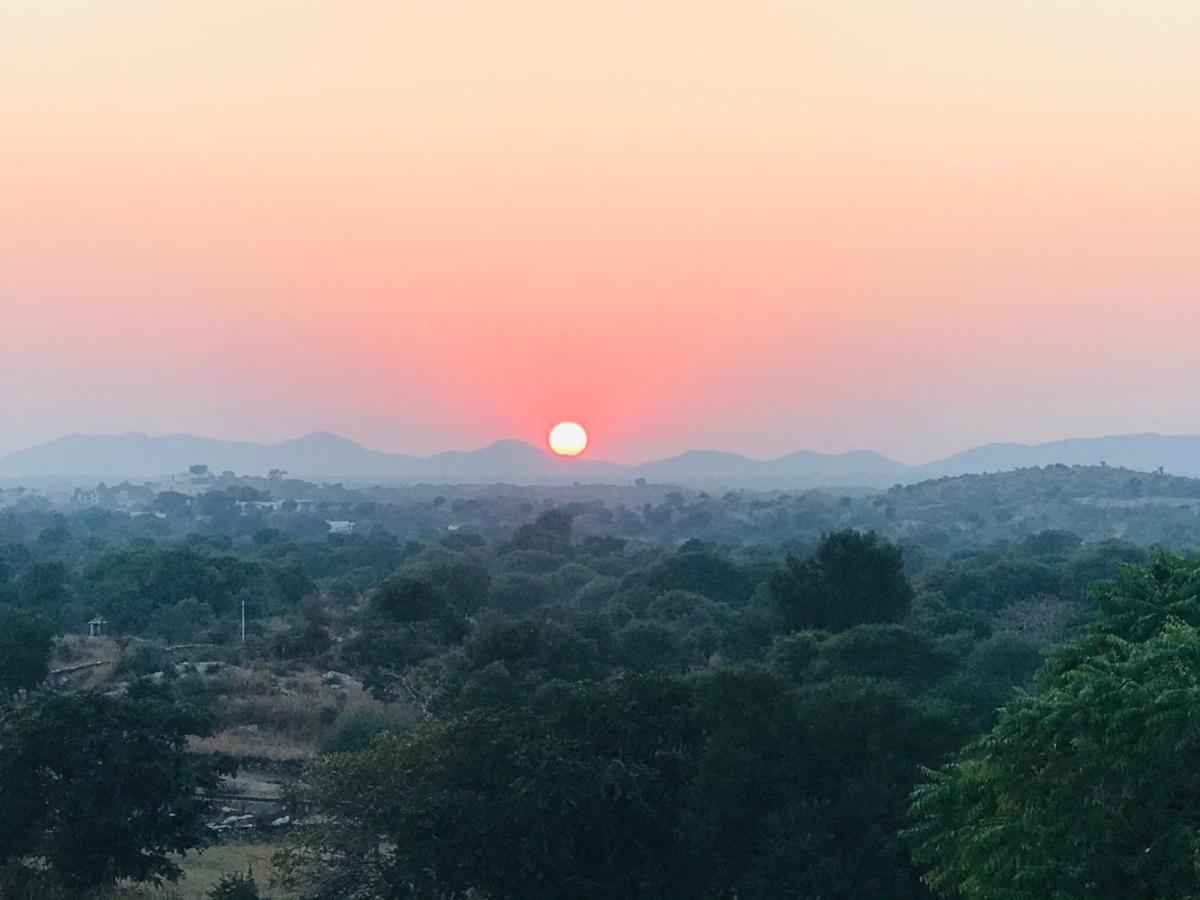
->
[[3, 1, 1199, 464]]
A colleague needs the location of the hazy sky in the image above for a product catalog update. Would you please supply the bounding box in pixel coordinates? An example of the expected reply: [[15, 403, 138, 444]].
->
[[3, 1, 1198, 463]]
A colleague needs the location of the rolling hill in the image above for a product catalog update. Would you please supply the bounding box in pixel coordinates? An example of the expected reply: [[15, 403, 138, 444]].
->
[[2, 431, 1198, 487]]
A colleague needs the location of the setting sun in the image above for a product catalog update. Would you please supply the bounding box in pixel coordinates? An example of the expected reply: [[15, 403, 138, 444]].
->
[[548, 421, 588, 457]]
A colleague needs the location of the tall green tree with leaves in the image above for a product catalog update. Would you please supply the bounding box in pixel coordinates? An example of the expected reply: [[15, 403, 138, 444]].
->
[[0, 609, 54, 698], [278, 675, 701, 900], [908, 553, 1200, 900], [770, 530, 913, 631], [0, 684, 233, 894], [281, 667, 955, 900]]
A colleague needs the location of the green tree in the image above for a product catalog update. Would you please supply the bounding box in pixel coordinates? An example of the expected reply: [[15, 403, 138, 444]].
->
[[280, 668, 953, 900], [372, 575, 449, 623], [770, 530, 913, 631], [151, 596, 213, 643], [459, 617, 600, 697], [486, 571, 551, 615], [0, 610, 54, 698], [795, 677, 962, 899], [0, 684, 233, 893], [279, 676, 701, 900], [812, 623, 956, 687], [208, 869, 265, 900], [18, 561, 71, 609], [507, 508, 574, 556], [419, 558, 491, 614], [642, 547, 757, 606], [908, 553, 1200, 900]]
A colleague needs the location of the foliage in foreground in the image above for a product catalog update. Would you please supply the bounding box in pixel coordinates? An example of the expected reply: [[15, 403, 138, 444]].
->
[[908, 552, 1200, 899], [0, 684, 234, 894], [279, 670, 961, 900]]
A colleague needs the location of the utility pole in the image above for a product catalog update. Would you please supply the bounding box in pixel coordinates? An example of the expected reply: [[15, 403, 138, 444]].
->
[[241, 598, 246, 645]]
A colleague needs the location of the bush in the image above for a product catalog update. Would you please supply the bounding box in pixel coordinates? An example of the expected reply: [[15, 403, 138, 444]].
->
[[117, 642, 173, 679], [208, 869, 265, 899], [0, 863, 71, 899], [225, 691, 338, 743], [0, 685, 232, 892], [273, 622, 332, 660], [320, 705, 414, 754]]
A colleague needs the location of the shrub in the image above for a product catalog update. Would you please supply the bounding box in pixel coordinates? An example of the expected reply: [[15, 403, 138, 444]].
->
[[208, 869, 265, 899], [320, 705, 414, 754], [117, 642, 173, 679]]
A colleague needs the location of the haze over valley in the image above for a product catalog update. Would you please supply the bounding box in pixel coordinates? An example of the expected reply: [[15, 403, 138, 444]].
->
[[5, 2, 1200, 898], [5, 429, 1200, 488]]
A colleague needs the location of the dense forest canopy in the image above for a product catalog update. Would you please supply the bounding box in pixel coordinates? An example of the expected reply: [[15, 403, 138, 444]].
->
[[0, 463, 1198, 897]]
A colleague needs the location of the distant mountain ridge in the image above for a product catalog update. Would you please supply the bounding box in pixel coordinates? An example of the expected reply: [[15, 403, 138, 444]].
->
[[921, 433, 1200, 477], [2, 430, 1199, 487]]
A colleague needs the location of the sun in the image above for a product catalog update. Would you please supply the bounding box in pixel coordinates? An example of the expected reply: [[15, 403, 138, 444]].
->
[[548, 421, 588, 457]]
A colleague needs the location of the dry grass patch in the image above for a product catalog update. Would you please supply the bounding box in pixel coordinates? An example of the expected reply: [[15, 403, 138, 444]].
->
[[219, 669, 346, 745], [191, 728, 315, 762], [206, 664, 384, 753], [111, 842, 293, 899], [51, 635, 120, 689]]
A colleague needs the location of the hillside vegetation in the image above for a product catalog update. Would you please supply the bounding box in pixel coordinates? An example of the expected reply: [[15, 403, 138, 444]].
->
[[1, 464, 1198, 897]]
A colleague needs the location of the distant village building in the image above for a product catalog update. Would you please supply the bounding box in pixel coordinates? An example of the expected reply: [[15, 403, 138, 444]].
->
[[237, 499, 286, 512], [88, 617, 108, 637], [326, 520, 356, 535]]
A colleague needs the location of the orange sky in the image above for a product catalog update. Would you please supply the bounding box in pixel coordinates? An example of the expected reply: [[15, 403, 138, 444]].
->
[[3, 1, 1199, 462]]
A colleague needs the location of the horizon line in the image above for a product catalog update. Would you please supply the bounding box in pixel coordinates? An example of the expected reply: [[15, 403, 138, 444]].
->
[[2, 427, 1194, 471]]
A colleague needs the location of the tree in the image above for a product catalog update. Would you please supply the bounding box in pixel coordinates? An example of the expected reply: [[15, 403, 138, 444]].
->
[[0, 684, 233, 893], [769, 530, 913, 631], [278, 676, 701, 900], [80, 546, 291, 628], [279, 668, 952, 900], [942, 634, 1042, 729], [908, 553, 1200, 900], [642, 547, 756, 605], [196, 490, 237, 519], [17, 561, 71, 609], [371, 575, 449, 623], [1081, 549, 1200, 643], [486, 571, 551, 615], [1022, 528, 1082, 556], [152, 490, 193, 518], [208, 869, 265, 899], [507, 508, 574, 556], [151, 596, 214, 643], [0, 610, 54, 698], [419, 558, 491, 614], [685, 668, 816, 898], [793, 677, 962, 900], [618, 620, 683, 672], [461, 618, 600, 689], [812, 623, 956, 687]]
